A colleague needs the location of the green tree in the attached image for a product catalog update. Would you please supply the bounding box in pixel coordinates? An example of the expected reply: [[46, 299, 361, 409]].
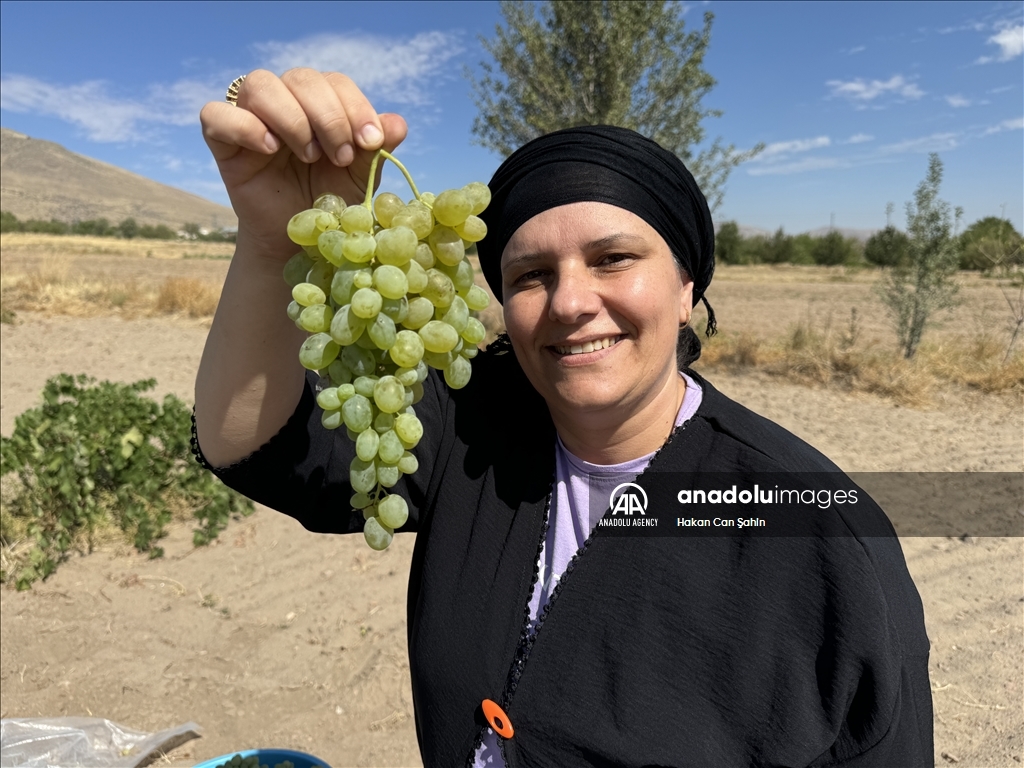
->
[[1, 211, 23, 232], [812, 230, 855, 266], [865, 225, 910, 267], [714, 221, 745, 264], [469, 0, 761, 211], [118, 217, 139, 239], [958, 216, 1023, 271], [749, 228, 795, 264], [877, 154, 962, 359]]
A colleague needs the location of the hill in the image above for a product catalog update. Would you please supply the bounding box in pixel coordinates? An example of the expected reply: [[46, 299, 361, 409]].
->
[[0, 127, 236, 230]]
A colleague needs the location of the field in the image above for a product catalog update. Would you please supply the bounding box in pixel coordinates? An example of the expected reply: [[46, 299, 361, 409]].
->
[[1, 234, 1021, 766]]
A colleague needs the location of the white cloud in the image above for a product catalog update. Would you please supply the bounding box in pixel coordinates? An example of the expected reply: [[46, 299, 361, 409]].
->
[[844, 133, 874, 144], [826, 74, 924, 107], [253, 31, 462, 106], [755, 136, 831, 161], [989, 24, 1024, 60], [846, 45, 866, 55], [944, 94, 972, 108], [747, 157, 845, 176], [880, 132, 959, 155], [988, 84, 1015, 94], [983, 116, 1024, 135], [0, 74, 219, 142]]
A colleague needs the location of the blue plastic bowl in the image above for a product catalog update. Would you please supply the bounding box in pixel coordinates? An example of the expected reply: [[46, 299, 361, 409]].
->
[[193, 748, 332, 768]]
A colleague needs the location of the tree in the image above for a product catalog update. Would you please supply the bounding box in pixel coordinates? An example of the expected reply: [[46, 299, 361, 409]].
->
[[714, 221, 745, 264], [958, 216, 1023, 271], [877, 154, 962, 359], [864, 223, 910, 267], [469, 0, 761, 212], [812, 230, 856, 266], [118, 217, 139, 239]]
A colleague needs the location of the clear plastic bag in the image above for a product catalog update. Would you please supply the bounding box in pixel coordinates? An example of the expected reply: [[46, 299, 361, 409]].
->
[[0, 717, 201, 768]]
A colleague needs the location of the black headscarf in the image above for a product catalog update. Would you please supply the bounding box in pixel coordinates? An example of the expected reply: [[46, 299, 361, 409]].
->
[[477, 125, 717, 335]]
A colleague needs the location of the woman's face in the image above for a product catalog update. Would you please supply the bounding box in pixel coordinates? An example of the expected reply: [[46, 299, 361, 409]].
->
[[500, 201, 693, 421]]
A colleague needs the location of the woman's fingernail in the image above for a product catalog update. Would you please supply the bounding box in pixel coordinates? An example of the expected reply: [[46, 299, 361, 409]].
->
[[264, 132, 280, 152], [304, 142, 320, 162], [335, 143, 354, 166], [360, 124, 383, 147]]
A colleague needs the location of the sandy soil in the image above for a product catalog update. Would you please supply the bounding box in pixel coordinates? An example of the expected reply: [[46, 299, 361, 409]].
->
[[1, 290, 1022, 766]]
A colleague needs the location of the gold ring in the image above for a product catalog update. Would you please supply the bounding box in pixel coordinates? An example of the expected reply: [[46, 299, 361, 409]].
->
[[226, 75, 246, 106]]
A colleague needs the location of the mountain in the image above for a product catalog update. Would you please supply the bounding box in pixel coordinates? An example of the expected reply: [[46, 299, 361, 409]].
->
[[0, 127, 236, 230]]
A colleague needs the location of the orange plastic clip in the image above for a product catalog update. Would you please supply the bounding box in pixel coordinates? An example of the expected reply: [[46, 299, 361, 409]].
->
[[482, 698, 514, 739]]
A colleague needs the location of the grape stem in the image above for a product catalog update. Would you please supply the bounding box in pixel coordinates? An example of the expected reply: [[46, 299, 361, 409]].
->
[[362, 150, 427, 209]]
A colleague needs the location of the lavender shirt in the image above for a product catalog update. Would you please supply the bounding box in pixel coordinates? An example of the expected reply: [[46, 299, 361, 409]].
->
[[473, 372, 703, 766]]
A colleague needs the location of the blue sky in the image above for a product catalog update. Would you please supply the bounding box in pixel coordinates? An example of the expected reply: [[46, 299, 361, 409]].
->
[[1, 1, 1021, 233]]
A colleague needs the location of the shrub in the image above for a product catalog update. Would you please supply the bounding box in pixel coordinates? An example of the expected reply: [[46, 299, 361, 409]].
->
[[0, 375, 252, 589], [156, 277, 221, 317]]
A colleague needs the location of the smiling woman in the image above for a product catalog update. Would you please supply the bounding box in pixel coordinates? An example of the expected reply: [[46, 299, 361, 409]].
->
[[192, 71, 934, 768]]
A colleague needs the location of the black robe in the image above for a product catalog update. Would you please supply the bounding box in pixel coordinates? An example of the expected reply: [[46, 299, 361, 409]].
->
[[196, 343, 933, 768]]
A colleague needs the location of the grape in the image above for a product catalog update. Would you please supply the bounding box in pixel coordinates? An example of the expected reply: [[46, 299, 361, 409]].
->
[[293, 283, 326, 307], [306, 260, 334, 293], [283, 156, 492, 551], [353, 376, 378, 398], [374, 412, 395, 433], [340, 205, 374, 234], [356, 428, 380, 462], [464, 284, 491, 311], [288, 209, 330, 245], [350, 287, 383, 319], [299, 333, 339, 370], [419, 320, 459, 353], [394, 413, 424, 445], [317, 387, 342, 410], [376, 461, 400, 488], [318, 230, 348, 266], [380, 296, 409, 324], [397, 451, 419, 475], [322, 409, 344, 430], [378, 429, 405, 464], [442, 297, 469, 334], [412, 243, 435, 270], [299, 304, 334, 333], [343, 231, 376, 263], [342, 395, 373, 432], [330, 305, 366, 346], [403, 260, 428, 294], [377, 493, 409, 529], [342, 344, 377, 377], [368, 313, 397, 349], [428, 226, 465, 267], [328, 360, 353, 385], [433, 189, 472, 227], [315, 192, 347, 217], [461, 316, 486, 345], [373, 192, 403, 227], [454, 215, 487, 242], [402, 297, 435, 330], [463, 181, 492, 215], [395, 366, 420, 387], [373, 265, 409, 299], [363, 516, 393, 550], [373, 375, 405, 413], [444, 355, 473, 389], [421, 269, 455, 308], [389, 330, 425, 368], [375, 226, 417, 267], [283, 251, 316, 287]]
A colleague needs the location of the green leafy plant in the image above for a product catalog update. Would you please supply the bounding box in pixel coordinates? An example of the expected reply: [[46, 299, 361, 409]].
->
[[0, 375, 252, 589]]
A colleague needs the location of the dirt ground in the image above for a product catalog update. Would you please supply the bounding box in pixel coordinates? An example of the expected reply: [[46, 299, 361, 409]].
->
[[1, 250, 1022, 767]]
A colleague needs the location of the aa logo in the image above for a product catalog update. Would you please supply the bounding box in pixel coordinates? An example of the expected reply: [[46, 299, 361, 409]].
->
[[609, 482, 648, 516]]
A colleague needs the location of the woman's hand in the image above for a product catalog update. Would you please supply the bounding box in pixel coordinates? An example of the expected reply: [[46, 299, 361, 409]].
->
[[200, 69, 408, 259]]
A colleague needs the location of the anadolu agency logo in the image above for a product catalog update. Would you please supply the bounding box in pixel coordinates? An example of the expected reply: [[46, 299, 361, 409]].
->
[[609, 482, 647, 516]]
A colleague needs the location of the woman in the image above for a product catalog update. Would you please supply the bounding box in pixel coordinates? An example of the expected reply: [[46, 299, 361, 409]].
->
[[194, 70, 933, 767]]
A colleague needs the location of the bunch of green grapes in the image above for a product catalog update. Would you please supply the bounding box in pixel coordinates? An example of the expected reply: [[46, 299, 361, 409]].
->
[[283, 150, 490, 551]]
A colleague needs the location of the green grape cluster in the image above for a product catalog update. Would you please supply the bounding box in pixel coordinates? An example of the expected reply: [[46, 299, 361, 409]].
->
[[283, 150, 491, 551]]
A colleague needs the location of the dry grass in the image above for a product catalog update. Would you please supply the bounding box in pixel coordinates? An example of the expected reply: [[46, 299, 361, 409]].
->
[[0, 258, 221, 319], [0, 232, 234, 260], [698, 309, 1022, 405]]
